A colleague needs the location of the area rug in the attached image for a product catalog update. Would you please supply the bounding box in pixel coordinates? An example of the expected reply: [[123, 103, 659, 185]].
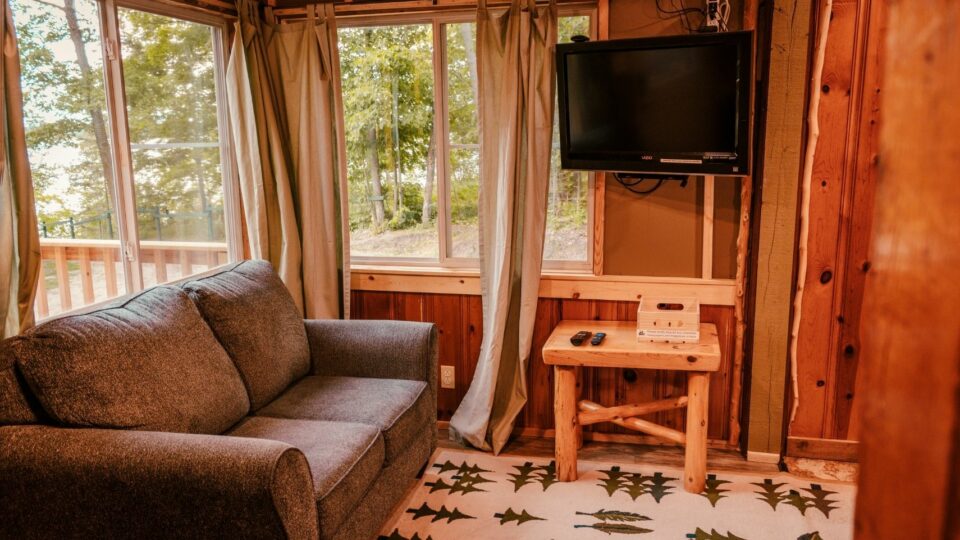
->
[[379, 449, 855, 540]]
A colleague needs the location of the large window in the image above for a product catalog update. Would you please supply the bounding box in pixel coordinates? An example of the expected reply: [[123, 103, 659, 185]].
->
[[13, 0, 238, 318], [340, 10, 594, 269]]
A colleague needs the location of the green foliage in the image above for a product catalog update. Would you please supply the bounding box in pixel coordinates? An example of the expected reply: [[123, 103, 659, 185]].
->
[[13, 0, 225, 242]]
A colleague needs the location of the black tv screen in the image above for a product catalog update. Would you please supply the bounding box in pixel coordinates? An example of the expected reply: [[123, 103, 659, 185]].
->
[[557, 32, 752, 176]]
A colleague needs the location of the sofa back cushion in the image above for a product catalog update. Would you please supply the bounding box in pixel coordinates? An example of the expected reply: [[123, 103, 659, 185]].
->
[[181, 260, 310, 410], [11, 286, 250, 434]]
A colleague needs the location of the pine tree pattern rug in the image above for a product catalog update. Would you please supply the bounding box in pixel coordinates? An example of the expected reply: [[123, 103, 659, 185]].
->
[[379, 449, 855, 540]]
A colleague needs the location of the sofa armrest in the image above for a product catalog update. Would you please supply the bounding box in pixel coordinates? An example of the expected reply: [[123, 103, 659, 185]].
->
[[0, 425, 319, 540], [305, 319, 438, 387]]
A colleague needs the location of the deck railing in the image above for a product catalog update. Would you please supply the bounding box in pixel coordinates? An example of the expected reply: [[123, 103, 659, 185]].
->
[[36, 238, 229, 319]]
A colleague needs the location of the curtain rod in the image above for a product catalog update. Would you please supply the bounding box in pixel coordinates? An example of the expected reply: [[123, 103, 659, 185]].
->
[[268, 0, 595, 19]]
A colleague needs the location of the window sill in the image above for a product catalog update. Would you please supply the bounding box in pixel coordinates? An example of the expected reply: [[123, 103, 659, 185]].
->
[[350, 265, 736, 305]]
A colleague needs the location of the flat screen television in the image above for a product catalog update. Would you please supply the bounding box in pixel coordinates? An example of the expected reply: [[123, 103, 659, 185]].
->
[[556, 31, 752, 176]]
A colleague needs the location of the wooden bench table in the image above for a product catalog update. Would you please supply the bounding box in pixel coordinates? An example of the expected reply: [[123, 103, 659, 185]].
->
[[542, 320, 721, 493]]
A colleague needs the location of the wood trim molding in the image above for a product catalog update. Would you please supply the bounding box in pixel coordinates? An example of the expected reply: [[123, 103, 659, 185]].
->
[[786, 436, 859, 462], [351, 267, 737, 305]]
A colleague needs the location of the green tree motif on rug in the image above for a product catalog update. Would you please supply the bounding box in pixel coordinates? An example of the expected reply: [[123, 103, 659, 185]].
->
[[378, 530, 433, 540], [508, 461, 558, 492], [596, 467, 678, 502], [701, 474, 732, 507], [425, 460, 495, 495], [685, 527, 747, 540], [493, 507, 545, 525], [405, 502, 475, 523], [751, 480, 839, 518]]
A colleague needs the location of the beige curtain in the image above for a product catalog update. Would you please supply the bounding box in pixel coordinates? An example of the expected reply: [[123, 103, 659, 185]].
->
[[450, 0, 557, 454], [0, 0, 40, 339], [226, 0, 348, 319]]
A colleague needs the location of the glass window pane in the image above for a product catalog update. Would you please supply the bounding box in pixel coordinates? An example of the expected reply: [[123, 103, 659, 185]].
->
[[339, 24, 438, 260], [546, 15, 593, 263], [446, 22, 480, 259], [14, 0, 127, 318], [117, 8, 229, 286]]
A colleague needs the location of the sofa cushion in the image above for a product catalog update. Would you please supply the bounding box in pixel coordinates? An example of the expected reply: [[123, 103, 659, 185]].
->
[[11, 286, 249, 434], [227, 417, 384, 537], [182, 260, 310, 410], [256, 376, 431, 464]]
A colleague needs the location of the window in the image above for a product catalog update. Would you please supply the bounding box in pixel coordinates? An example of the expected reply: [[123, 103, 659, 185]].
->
[[340, 9, 594, 269], [14, 0, 238, 319], [546, 14, 595, 269]]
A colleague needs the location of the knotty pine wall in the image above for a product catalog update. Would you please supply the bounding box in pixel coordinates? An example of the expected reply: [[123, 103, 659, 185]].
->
[[352, 290, 737, 445], [788, 0, 883, 451]]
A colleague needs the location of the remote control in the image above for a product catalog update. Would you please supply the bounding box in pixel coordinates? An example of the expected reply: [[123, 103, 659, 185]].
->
[[590, 332, 607, 346], [570, 330, 591, 346]]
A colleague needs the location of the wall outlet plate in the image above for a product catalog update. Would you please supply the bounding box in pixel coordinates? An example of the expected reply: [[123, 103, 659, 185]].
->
[[440, 365, 455, 389]]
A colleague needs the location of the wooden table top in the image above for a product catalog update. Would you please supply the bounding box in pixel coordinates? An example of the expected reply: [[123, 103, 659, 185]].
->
[[542, 320, 721, 372]]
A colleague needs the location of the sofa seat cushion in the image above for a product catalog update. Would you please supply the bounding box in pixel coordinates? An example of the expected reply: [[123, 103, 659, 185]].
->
[[256, 376, 431, 464], [182, 260, 310, 410], [11, 287, 250, 434], [227, 417, 384, 536]]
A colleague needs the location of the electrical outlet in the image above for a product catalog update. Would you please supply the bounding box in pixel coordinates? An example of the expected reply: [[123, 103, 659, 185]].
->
[[440, 365, 455, 389]]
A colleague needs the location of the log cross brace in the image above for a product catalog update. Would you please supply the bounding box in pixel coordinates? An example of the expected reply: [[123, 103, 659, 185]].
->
[[577, 396, 689, 445]]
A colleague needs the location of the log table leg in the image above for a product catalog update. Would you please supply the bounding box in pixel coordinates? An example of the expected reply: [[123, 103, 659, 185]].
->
[[684, 372, 710, 493], [554, 365, 579, 481], [575, 366, 584, 450]]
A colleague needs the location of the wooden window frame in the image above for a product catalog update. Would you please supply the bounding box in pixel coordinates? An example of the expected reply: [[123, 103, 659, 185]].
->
[[340, 6, 598, 272], [32, 0, 242, 319]]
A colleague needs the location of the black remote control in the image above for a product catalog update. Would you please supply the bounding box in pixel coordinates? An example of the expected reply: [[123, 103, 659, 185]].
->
[[590, 332, 607, 346], [570, 330, 591, 346]]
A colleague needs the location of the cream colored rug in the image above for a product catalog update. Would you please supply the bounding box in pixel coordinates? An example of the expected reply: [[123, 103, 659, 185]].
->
[[379, 449, 855, 540]]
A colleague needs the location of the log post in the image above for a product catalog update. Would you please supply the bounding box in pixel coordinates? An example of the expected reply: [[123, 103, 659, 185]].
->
[[554, 366, 579, 481], [684, 372, 710, 493]]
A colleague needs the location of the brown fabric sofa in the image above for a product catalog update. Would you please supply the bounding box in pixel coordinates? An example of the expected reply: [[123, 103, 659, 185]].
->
[[0, 260, 438, 540]]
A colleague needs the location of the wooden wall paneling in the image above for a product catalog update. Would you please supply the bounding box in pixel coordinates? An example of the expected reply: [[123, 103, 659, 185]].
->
[[854, 0, 960, 534], [791, 0, 860, 439], [522, 298, 562, 429], [459, 294, 484, 413], [832, 0, 883, 442], [789, 0, 884, 449], [427, 294, 464, 420], [353, 291, 738, 446]]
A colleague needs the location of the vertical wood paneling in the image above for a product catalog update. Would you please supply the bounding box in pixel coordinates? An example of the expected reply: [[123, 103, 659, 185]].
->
[[791, 0, 883, 445], [353, 291, 738, 444]]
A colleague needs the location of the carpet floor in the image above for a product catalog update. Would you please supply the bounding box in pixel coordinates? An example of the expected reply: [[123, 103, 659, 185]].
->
[[379, 449, 855, 540]]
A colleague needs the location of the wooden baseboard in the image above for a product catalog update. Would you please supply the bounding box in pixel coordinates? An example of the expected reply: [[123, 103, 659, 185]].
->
[[786, 436, 859, 462], [746, 451, 781, 464]]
